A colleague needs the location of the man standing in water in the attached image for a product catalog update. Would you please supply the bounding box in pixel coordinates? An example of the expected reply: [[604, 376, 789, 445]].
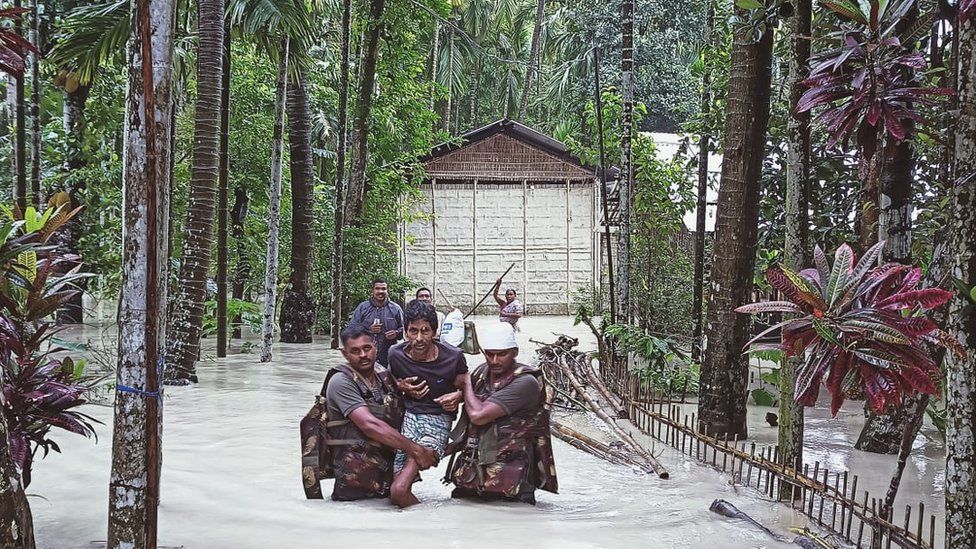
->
[[446, 323, 558, 504], [320, 325, 439, 501], [388, 300, 466, 507], [351, 278, 404, 366]]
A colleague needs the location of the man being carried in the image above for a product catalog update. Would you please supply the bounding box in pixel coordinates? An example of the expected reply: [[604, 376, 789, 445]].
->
[[445, 323, 558, 504], [350, 278, 404, 366], [321, 325, 439, 501], [388, 300, 466, 507]]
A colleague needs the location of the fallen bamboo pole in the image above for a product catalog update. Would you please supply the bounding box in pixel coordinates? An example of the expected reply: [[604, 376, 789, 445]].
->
[[551, 419, 652, 473], [553, 350, 669, 479], [577, 353, 626, 418]]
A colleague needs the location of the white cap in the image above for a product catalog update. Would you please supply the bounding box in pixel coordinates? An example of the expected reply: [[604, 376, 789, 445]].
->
[[480, 322, 518, 351]]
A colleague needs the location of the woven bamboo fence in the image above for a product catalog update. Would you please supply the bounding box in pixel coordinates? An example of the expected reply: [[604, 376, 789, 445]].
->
[[600, 357, 940, 549]]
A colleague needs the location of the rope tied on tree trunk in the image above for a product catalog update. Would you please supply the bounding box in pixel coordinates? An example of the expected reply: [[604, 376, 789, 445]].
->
[[116, 356, 165, 403]]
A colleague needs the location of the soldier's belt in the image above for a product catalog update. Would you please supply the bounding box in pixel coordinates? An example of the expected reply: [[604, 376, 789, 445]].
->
[[326, 439, 383, 447]]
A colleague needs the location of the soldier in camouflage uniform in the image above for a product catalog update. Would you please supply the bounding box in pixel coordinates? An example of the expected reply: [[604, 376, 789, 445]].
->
[[445, 323, 558, 504], [301, 324, 439, 501]]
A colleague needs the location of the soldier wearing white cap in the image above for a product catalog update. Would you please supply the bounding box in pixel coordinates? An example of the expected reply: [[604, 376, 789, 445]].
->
[[444, 323, 558, 504]]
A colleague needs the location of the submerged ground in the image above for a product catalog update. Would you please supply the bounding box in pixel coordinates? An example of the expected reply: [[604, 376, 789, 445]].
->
[[27, 316, 946, 548]]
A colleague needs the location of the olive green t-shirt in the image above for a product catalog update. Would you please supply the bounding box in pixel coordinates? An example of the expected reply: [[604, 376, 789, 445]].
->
[[485, 371, 541, 419]]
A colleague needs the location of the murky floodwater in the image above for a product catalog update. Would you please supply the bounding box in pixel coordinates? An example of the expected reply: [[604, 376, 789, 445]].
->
[[25, 316, 943, 548]]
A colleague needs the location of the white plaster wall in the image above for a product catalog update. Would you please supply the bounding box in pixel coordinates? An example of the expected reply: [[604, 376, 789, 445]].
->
[[402, 181, 596, 315]]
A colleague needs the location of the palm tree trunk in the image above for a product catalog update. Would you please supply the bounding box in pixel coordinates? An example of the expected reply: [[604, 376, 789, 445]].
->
[[106, 0, 175, 543], [429, 20, 439, 113], [28, 0, 40, 207], [945, 9, 976, 545], [13, 0, 26, 211], [779, 0, 811, 490], [517, 0, 544, 122], [231, 185, 249, 339], [697, 4, 774, 440], [261, 40, 289, 363], [692, 2, 714, 362], [164, 0, 225, 383], [856, 134, 918, 455], [281, 67, 316, 343], [0, 408, 33, 548], [216, 25, 231, 357], [617, 0, 634, 323], [57, 81, 91, 324], [442, 7, 456, 131], [344, 0, 387, 223], [330, 0, 352, 349]]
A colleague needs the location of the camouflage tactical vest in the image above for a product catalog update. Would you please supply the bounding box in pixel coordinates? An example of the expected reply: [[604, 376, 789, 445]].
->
[[446, 363, 558, 502], [300, 364, 403, 500]]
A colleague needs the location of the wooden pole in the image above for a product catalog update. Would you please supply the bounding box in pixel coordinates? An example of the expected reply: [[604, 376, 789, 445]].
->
[[463, 262, 517, 319], [553, 347, 669, 478]]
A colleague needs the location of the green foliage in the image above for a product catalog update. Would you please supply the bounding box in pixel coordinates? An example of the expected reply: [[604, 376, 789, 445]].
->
[[604, 322, 699, 396], [202, 298, 262, 338]]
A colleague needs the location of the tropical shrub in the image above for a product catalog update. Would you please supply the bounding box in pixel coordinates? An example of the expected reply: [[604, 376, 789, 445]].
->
[[0, 196, 100, 486], [736, 241, 953, 415]]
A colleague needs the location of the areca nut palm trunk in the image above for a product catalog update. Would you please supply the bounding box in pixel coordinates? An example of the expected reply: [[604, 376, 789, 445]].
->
[[945, 8, 976, 545], [697, 5, 774, 440], [517, 0, 544, 122], [28, 0, 40, 207], [216, 24, 231, 357], [281, 66, 316, 343], [261, 39, 289, 363], [164, 0, 225, 383], [779, 0, 811, 487], [13, 0, 26, 211], [344, 0, 386, 223], [330, 0, 352, 350], [442, 6, 456, 132], [617, 0, 634, 323], [106, 0, 175, 543], [57, 80, 91, 324]]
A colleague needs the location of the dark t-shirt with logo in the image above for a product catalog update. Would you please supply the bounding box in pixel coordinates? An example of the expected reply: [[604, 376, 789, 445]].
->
[[388, 341, 468, 417]]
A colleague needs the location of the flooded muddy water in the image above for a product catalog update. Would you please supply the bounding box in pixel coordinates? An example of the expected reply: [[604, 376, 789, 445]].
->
[[25, 316, 944, 548]]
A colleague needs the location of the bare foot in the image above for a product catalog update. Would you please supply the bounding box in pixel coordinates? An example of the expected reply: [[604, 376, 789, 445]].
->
[[391, 482, 420, 508]]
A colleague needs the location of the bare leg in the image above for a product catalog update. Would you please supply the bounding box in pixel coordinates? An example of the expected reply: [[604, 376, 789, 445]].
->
[[391, 458, 420, 508]]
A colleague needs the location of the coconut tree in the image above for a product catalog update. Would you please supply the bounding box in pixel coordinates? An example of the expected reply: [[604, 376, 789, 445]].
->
[[164, 0, 225, 383], [106, 0, 175, 542], [280, 65, 316, 343], [696, 1, 775, 439]]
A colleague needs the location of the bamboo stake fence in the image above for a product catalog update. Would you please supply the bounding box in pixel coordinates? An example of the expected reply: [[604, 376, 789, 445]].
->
[[599, 356, 940, 549]]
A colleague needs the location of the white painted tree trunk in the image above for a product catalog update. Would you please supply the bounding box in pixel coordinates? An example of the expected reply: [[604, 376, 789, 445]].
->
[[107, 0, 175, 545], [261, 40, 289, 363], [945, 12, 976, 546]]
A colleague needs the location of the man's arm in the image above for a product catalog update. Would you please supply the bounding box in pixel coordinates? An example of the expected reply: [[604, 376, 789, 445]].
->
[[347, 407, 438, 469], [458, 373, 508, 426], [350, 302, 366, 326]]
